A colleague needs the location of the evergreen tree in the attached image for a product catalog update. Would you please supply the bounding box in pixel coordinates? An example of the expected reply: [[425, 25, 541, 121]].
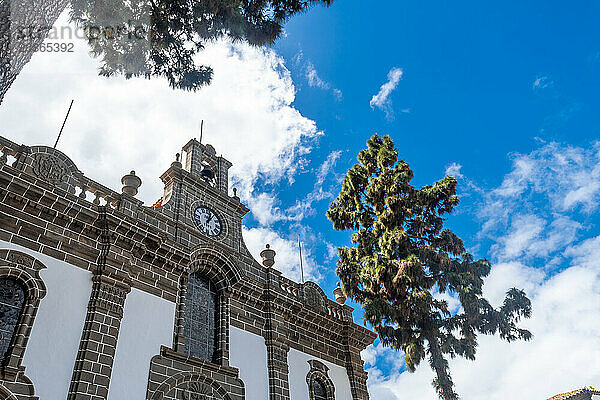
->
[[327, 134, 533, 400], [69, 0, 334, 91]]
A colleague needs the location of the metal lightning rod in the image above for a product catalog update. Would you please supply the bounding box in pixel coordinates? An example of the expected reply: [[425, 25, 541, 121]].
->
[[54, 99, 74, 149], [199, 120, 204, 143], [298, 234, 305, 284]]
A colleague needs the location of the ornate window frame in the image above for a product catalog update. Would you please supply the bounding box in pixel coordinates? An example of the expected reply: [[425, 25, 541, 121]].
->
[[173, 247, 241, 367], [182, 272, 219, 362], [306, 360, 335, 400], [0, 250, 47, 380]]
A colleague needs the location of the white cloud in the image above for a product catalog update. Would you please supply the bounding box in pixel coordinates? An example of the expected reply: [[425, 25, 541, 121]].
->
[[533, 75, 553, 91], [482, 261, 545, 306], [316, 150, 342, 186], [332, 88, 343, 101], [306, 61, 328, 89], [503, 143, 600, 211], [242, 226, 322, 282], [564, 235, 600, 269], [492, 214, 546, 260], [246, 193, 285, 226], [303, 59, 342, 101], [250, 149, 343, 225], [370, 67, 403, 119], [445, 162, 463, 178], [366, 254, 600, 400], [0, 11, 322, 225], [480, 142, 600, 240], [285, 150, 342, 221]]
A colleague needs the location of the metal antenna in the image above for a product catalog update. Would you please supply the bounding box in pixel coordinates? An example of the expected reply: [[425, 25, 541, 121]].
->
[[199, 120, 204, 143], [54, 99, 74, 149], [298, 234, 305, 284]]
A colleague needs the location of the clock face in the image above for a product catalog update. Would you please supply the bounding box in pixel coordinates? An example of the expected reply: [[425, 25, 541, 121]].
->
[[193, 206, 222, 237]]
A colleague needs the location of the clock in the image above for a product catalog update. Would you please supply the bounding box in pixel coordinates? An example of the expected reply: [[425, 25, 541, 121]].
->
[[193, 206, 222, 237]]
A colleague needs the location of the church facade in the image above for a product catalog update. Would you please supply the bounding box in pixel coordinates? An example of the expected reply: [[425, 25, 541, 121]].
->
[[0, 136, 375, 400]]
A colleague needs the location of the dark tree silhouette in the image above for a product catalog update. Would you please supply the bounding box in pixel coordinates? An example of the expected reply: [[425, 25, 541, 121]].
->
[[69, 0, 334, 90], [0, 0, 333, 103]]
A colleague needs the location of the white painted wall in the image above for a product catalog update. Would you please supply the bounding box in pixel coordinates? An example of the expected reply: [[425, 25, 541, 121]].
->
[[288, 348, 353, 400], [0, 240, 92, 400], [229, 326, 269, 399], [108, 288, 175, 400], [592, 395, 600, 400]]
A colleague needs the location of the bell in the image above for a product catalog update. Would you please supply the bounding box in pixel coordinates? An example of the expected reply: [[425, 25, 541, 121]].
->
[[200, 163, 215, 182]]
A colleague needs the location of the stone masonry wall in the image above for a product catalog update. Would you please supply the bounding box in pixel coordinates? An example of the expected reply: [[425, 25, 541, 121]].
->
[[0, 136, 376, 400]]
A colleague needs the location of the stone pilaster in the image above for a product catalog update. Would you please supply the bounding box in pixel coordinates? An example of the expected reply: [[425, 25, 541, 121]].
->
[[67, 206, 132, 400], [215, 290, 231, 366], [67, 274, 130, 400], [264, 268, 290, 400], [344, 323, 371, 400], [215, 156, 231, 194], [266, 341, 290, 400]]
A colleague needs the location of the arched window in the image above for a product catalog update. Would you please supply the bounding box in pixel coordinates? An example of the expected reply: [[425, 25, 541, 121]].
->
[[306, 360, 335, 400], [0, 277, 26, 364], [311, 379, 328, 400], [183, 273, 218, 362]]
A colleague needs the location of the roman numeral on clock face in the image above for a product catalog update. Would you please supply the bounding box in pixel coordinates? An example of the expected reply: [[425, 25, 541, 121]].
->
[[193, 206, 222, 237]]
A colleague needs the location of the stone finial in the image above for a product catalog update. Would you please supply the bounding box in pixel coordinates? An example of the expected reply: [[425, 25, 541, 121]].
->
[[121, 170, 142, 196], [260, 244, 276, 268], [172, 153, 182, 169], [333, 282, 346, 305]]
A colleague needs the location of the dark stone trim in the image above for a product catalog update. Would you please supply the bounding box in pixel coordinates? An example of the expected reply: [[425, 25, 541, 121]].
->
[[146, 346, 244, 400], [67, 207, 132, 400], [306, 360, 335, 400], [264, 268, 290, 400], [173, 249, 235, 367], [0, 249, 47, 400]]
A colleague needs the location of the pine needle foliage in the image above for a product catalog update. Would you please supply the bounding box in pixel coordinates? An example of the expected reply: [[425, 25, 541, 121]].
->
[[69, 0, 333, 90], [327, 134, 533, 400]]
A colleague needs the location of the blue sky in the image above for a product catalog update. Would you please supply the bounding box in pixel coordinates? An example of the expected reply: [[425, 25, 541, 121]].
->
[[1, 0, 599, 398], [256, 1, 600, 397]]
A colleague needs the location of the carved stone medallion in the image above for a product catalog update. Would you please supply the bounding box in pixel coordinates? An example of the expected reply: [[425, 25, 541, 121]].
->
[[181, 382, 215, 400], [6, 251, 34, 267], [303, 281, 327, 313], [32, 153, 69, 184]]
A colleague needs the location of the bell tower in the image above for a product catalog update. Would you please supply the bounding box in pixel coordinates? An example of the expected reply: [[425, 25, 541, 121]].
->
[[157, 138, 244, 249], [181, 139, 232, 193]]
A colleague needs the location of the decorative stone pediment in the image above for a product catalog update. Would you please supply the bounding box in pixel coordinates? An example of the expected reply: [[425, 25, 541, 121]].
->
[[32, 152, 70, 184], [303, 281, 327, 313]]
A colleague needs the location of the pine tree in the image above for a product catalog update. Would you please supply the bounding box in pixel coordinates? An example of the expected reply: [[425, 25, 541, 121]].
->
[[69, 0, 334, 91], [327, 134, 533, 400]]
